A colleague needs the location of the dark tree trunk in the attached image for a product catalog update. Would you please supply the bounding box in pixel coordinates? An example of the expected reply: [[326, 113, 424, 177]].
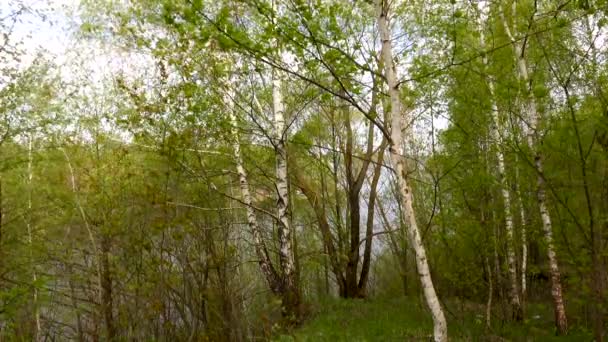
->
[[358, 140, 387, 297], [100, 235, 115, 341]]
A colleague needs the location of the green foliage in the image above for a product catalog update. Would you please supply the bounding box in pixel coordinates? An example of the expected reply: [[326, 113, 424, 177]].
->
[[1, 0, 607, 339]]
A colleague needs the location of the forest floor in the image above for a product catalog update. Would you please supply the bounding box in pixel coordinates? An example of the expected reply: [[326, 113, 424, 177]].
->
[[273, 297, 593, 341]]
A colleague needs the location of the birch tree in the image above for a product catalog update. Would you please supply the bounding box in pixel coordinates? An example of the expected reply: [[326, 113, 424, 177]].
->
[[270, 0, 301, 319], [474, 1, 522, 321], [375, 1, 447, 340], [499, 1, 568, 334], [225, 74, 283, 295]]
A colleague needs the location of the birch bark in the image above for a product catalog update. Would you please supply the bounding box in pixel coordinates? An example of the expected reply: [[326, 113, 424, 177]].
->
[[500, 3, 568, 334], [225, 80, 282, 294], [514, 159, 528, 305], [376, 2, 447, 340], [272, 59, 300, 317], [475, 2, 522, 320]]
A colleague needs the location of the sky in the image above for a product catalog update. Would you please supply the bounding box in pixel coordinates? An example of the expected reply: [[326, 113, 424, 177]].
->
[[1, 0, 77, 68], [2, 0, 154, 88]]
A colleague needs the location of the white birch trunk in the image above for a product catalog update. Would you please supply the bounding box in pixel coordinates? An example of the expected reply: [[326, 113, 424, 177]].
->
[[515, 158, 528, 302], [271, 0, 299, 315], [475, 2, 522, 319], [500, 4, 568, 334], [225, 80, 282, 294], [376, 2, 447, 341], [519, 203, 527, 302], [272, 60, 298, 303]]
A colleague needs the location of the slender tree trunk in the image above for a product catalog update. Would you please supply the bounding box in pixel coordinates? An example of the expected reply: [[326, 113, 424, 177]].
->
[[293, 167, 346, 296], [475, 5, 522, 320], [490, 73, 521, 322], [480, 162, 493, 329], [341, 92, 377, 298], [226, 81, 282, 294], [345, 190, 360, 298], [521, 220, 528, 305], [272, 60, 300, 319], [514, 160, 528, 308], [269, 1, 300, 314], [330, 115, 346, 297], [342, 97, 359, 298], [378, 197, 408, 296], [100, 234, 115, 341], [485, 254, 493, 329], [358, 139, 387, 296], [376, 2, 447, 341], [344, 82, 380, 298], [319, 159, 331, 296], [492, 209, 503, 307], [500, 4, 568, 334], [289, 180, 301, 301], [537, 164, 569, 334]]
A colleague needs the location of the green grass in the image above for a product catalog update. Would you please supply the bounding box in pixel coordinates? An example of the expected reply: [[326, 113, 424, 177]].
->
[[274, 297, 593, 341]]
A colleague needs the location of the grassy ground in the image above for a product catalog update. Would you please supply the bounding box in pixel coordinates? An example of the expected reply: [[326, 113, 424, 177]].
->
[[274, 297, 593, 341]]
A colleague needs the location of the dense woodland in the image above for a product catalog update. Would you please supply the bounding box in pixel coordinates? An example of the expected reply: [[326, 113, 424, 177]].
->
[[1, 0, 608, 341]]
